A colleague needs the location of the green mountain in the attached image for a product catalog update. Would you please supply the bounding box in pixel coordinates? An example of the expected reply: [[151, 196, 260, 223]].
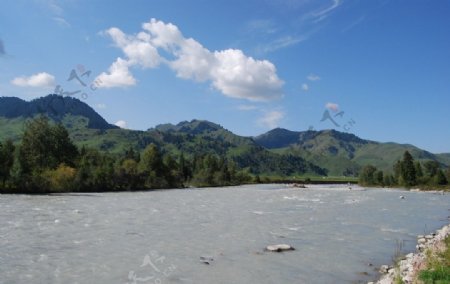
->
[[0, 95, 326, 177], [254, 128, 448, 176], [1, 94, 447, 177]]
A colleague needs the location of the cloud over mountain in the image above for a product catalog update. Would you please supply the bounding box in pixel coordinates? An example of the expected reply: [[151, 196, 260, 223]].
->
[[97, 19, 284, 101]]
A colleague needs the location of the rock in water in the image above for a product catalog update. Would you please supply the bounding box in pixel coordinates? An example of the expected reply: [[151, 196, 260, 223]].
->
[[200, 256, 214, 265], [265, 244, 295, 252]]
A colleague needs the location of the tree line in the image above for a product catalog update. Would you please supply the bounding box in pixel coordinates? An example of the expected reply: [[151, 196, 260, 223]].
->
[[0, 117, 252, 193], [359, 150, 449, 188]]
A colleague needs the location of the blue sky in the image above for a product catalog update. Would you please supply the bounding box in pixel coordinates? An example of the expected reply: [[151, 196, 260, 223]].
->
[[1, 0, 449, 153]]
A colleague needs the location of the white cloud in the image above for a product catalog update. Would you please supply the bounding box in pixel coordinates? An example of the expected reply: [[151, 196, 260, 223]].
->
[[53, 17, 70, 28], [96, 57, 136, 88], [257, 35, 306, 54], [307, 74, 321, 81], [302, 83, 309, 91], [237, 105, 258, 111], [312, 0, 342, 22], [258, 110, 284, 129], [115, 120, 128, 129], [97, 18, 284, 101], [11, 72, 56, 88], [325, 102, 339, 112]]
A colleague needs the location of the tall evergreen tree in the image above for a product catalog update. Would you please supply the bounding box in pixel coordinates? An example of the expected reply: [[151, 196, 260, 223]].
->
[[401, 151, 416, 186], [434, 170, 448, 186], [0, 140, 15, 187]]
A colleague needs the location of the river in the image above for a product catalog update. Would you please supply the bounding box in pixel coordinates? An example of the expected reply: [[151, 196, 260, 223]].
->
[[1, 184, 449, 284]]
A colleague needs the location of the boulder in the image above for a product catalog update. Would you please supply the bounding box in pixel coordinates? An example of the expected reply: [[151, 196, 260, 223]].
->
[[265, 244, 295, 252]]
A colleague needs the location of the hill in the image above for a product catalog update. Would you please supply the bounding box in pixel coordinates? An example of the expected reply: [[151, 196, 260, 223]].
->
[[254, 128, 448, 175], [1, 94, 447, 178], [0, 95, 326, 177]]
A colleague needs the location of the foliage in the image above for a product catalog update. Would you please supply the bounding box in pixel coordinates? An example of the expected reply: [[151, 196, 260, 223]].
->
[[42, 164, 77, 192], [0, 118, 254, 193], [401, 151, 417, 186], [418, 236, 450, 283], [359, 150, 448, 188], [0, 139, 15, 187], [359, 165, 377, 186]]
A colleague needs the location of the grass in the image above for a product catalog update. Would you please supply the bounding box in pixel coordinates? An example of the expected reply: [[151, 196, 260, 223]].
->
[[418, 235, 450, 284]]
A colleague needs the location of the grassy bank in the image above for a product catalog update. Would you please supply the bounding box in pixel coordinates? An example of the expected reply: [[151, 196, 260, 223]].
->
[[417, 235, 450, 283]]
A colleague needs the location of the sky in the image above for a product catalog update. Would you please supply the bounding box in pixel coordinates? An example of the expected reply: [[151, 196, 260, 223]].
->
[[0, 0, 449, 153]]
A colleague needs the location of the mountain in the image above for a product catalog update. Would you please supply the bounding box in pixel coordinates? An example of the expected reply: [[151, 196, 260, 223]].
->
[[0, 95, 117, 130], [0, 95, 326, 177], [254, 128, 448, 175], [0, 94, 447, 177]]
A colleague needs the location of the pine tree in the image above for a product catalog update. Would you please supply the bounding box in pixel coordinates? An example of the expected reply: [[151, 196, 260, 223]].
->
[[401, 151, 416, 186], [0, 140, 15, 188]]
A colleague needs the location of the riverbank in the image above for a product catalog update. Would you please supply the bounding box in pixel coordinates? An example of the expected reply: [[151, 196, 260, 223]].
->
[[372, 223, 450, 284]]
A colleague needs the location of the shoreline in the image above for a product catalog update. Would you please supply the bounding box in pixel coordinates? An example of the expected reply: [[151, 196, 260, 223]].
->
[[371, 223, 450, 284]]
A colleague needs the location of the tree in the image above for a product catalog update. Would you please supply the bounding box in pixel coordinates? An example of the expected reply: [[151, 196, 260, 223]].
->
[[18, 117, 78, 173], [434, 170, 448, 186], [375, 170, 384, 186], [401, 151, 416, 186], [423, 160, 440, 177], [52, 123, 78, 166], [0, 140, 15, 187], [359, 165, 377, 186], [393, 160, 402, 185], [415, 161, 423, 179], [43, 164, 77, 192], [139, 144, 166, 188], [383, 174, 395, 187], [117, 159, 140, 190], [19, 116, 55, 173]]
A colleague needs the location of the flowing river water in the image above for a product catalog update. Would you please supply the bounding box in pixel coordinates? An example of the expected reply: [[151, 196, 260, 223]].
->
[[1, 184, 449, 284]]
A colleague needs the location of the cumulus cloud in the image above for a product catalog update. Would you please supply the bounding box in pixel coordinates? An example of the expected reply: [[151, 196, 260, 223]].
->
[[258, 110, 284, 129], [96, 57, 136, 88], [97, 18, 284, 101], [11, 72, 56, 88], [115, 120, 128, 129], [307, 74, 321, 81], [302, 83, 309, 91], [325, 102, 339, 112]]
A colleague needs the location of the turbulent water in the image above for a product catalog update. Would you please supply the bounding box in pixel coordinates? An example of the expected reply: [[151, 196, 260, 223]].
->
[[1, 185, 449, 284]]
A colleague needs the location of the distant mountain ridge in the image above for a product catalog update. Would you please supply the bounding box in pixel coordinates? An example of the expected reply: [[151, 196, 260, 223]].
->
[[0, 95, 117, 129], [0, 94, 448, 177], [254, 128, 447, 175]]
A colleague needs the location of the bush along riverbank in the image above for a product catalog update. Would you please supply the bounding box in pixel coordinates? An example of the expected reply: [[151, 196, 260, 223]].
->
[[359, 151, 449, 190], [371, 223, 450, 284]]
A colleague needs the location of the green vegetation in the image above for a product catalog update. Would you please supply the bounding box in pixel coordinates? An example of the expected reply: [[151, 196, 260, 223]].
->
[[418, 236, 450, 283], [0, 117, 253, 193], [359, 150, 449, 189], [1, 95, 449, 184]]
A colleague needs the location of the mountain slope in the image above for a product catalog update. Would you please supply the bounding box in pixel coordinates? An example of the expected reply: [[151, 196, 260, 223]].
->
[[1, 94, 447, 177], [0, 95, 326, 177], [0, 95, 117, 129], [254, 128, 448, 175]]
